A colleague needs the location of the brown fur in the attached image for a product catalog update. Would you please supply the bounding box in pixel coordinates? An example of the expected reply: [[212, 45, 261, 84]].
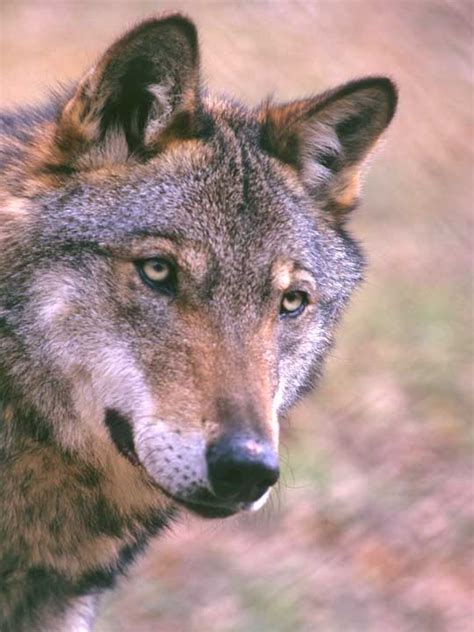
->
[[0, 13, 397, 631]]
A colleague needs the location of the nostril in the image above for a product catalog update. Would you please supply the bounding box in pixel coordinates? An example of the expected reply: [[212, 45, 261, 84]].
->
[[217, 465, 244, 497], [256, 474, 277, 493], [256, 467, 279, 498], [207, 436, 279, 503]]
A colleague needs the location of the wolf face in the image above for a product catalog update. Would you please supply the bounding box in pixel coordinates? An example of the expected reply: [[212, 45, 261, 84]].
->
[[0, 16, 396, 522]]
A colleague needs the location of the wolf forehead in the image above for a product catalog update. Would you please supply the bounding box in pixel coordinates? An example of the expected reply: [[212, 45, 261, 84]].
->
[[35, 102, 354, 295], [50, 109, 293, 231], [45, 101, 305, 230]]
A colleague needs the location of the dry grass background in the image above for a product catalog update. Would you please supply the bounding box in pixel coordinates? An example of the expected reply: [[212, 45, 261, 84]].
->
[[1, 2, 472, 631]]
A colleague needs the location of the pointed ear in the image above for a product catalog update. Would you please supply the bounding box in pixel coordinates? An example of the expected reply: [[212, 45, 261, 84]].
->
[[53, 14, 200, 167], [260, 77, 397, 222]]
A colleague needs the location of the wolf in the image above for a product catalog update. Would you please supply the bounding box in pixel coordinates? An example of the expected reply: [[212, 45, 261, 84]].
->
[[0, 13, 397, 632]]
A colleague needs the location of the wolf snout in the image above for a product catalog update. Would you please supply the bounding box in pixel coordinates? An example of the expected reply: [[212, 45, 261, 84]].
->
[[206, 435, 279, 503]]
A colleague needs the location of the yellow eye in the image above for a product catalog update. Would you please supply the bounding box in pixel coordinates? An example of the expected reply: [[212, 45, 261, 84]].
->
[[137, 258, 175, 294], [141, 259, 171, 283], [280, 291, 307, 317]]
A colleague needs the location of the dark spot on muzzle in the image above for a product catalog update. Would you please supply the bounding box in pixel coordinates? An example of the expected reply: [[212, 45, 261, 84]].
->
[[104, 409, 139, 466]]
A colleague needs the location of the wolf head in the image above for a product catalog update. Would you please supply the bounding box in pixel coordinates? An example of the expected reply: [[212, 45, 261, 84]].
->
[[0, 15, 396, 517]]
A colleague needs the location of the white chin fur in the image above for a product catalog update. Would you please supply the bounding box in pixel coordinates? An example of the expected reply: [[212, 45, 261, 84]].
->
[[244, 488, 272, 512]]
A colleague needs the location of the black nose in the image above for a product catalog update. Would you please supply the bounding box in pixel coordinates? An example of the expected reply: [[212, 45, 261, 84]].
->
[[206, 435, 280, 503]]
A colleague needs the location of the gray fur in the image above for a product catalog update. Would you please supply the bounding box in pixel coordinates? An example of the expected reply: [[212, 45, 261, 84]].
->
[[0, 14, 396, 631]]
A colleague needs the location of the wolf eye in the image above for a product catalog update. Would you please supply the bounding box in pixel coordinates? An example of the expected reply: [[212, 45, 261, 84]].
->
[[142, 259, 170, 282], [136, 258, 175, 293], [280, 291, 307, 317]]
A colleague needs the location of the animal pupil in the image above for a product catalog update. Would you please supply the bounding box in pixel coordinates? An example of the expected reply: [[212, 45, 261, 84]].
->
[[281, 291, 306, 315], [143, 258, 170, 282]]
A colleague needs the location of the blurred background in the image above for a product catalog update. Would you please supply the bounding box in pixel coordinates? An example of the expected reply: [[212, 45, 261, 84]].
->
[[1, 2, 472, 631]]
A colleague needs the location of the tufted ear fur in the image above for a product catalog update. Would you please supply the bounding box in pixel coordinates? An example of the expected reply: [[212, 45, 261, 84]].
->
[[260, 77, 397, 222], [52, 14, 200, 169]]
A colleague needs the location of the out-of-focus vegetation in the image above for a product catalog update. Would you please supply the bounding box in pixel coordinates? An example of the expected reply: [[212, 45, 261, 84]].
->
[[1, 2, 472, 630]]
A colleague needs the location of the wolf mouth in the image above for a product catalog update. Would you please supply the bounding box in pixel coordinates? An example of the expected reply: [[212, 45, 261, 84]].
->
[[177, 499, 238, 518], [160, 486, 241, 518]]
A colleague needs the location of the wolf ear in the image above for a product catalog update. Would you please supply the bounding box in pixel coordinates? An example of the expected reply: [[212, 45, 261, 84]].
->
[[55, 15, 199, 165], [260, 77, 397, 222]]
